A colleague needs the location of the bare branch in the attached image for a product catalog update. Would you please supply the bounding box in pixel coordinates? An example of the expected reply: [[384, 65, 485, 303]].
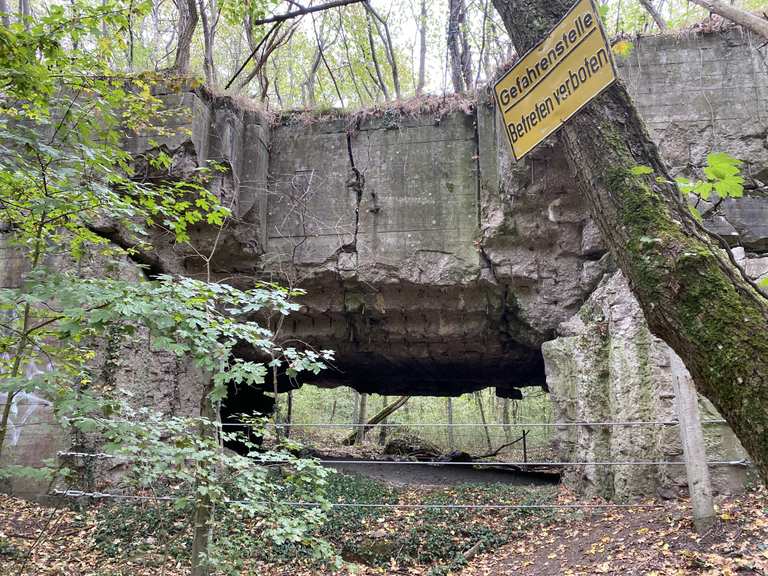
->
[[250, 0, 364, 26]]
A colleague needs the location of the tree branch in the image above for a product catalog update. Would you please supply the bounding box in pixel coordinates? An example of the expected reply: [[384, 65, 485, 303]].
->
[[342, 395, 410, 445], [688, 0, 768, 39], [250, 0, 364, 26], [638, 0, 667, 31]]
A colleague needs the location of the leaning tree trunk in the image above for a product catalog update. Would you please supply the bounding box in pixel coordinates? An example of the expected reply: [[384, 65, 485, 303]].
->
[[492, 0, 768, 484], [688, 0, 768, 40], [638, 0, 667, 31]]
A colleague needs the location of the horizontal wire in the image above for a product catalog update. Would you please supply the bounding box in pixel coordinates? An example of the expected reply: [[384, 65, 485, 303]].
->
[[312, 459, 751, 467], [228, 419, 728, 428], [5, 419, 729, 430], [50, 490, 663, 510], [55, 451, 752, 467]]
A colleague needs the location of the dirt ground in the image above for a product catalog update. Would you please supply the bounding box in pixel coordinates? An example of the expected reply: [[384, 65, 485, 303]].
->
[[460, 489, 768, 576], [1, 488, 766, 575], [323, 459, 560, 487]]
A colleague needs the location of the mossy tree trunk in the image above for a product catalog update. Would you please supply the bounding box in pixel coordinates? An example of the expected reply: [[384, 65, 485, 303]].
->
[[492, 0, 768, 484]]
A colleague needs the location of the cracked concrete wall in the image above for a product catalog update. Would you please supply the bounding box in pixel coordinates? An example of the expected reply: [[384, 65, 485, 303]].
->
[[543, 270, 757, 501], [4, 30, 768, 494], [105, 29, 768, 400], [263, 111, 537, 396]]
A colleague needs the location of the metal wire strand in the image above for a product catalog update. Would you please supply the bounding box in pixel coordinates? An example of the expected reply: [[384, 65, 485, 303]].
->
[[223, 419, 728, 429], [50, 490, 664, 510], [55, 451, 752, 467]]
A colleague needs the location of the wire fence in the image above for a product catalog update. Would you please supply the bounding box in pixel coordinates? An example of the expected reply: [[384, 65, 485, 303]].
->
[[225, 419, 731, 465], [56, 450, 751, 468], [50, 489, 666, 510], [50, 417, 752, 514]]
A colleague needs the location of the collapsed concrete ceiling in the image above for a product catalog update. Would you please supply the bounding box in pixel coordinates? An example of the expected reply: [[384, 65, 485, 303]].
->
[[127, 29, 768, 398]]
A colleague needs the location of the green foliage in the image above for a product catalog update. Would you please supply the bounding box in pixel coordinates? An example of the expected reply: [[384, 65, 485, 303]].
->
[[0, 4, 337, 573], [0, 4, 167, 470], [676, 152, 744, 201], [257, 471, 557, 572], [94, 501, 190, 559], [633, 152, 745, 224], [630, 165, 654, 176], [88, 412, 336, 574]]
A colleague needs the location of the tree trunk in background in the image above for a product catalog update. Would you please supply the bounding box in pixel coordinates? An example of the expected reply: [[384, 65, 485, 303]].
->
[[285, 390, 293, 438], [1, 0, 10, 27], [356, 393, 367, 444], [475, 392, 492, 452], [18, 0, 28, 27], [688, 0, 768, 39], [492, 0, 768, 484], [502, 399, 512, 442], [475, 0, 491, 86], [302, 48, 322, 107], [173, 0, 198, 74], [365, 13, 390, 101], [344, 396, 409, 445], [197, 0, 217, 86], [351, 389, 359, 424], [638, 0, 667, 31], [447, 398, 455, 451], [416, 0, 427, 95], [364, 4, 400, 99], [378, 396, 388, 445], [329, 399, 337, 422], [447, 0, 472, 92]]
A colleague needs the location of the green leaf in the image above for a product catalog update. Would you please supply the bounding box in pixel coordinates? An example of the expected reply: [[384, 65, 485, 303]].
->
[[630, 165, 654, 176], [713, 176, 744, 199], [693, 180, 713, 200]]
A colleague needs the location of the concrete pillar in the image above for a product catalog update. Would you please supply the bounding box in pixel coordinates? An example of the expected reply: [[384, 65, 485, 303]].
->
[[670, 351, 715, 532]]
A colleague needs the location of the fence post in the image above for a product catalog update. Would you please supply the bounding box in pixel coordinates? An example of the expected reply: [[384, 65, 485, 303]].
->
[[669, 351, 715, 532], [522, 429, 528, 463]]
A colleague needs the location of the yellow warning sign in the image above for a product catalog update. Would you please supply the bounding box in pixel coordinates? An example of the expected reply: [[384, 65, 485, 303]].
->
[[493, 0, 617, 160]]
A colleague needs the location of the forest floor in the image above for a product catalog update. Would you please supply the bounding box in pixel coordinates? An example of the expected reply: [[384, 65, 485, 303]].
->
[[321, 459, 559, 487], [0, 481, 765, 576]]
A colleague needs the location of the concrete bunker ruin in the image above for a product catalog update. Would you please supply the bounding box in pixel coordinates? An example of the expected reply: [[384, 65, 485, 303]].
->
[[136, 29, 768, 402], [3, 29, 768, 499]]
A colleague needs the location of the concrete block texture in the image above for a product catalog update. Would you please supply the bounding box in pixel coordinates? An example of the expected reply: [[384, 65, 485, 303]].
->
[[3, 31, 768, 497]]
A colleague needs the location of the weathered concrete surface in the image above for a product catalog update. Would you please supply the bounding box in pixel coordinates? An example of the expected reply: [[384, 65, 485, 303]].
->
[[543, 272, 754, 501], [620, 30, 768, 251], [3, 30, 768, 495], [0, 235, 66, 496], [538, 29, 768, 499], [264, 109, 552, 396], [109, 29, 768, 400]]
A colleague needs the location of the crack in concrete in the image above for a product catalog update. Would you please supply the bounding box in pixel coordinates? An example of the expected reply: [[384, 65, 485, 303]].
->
[[342, 129, 365, 254], [472, 111, 482, 229]]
